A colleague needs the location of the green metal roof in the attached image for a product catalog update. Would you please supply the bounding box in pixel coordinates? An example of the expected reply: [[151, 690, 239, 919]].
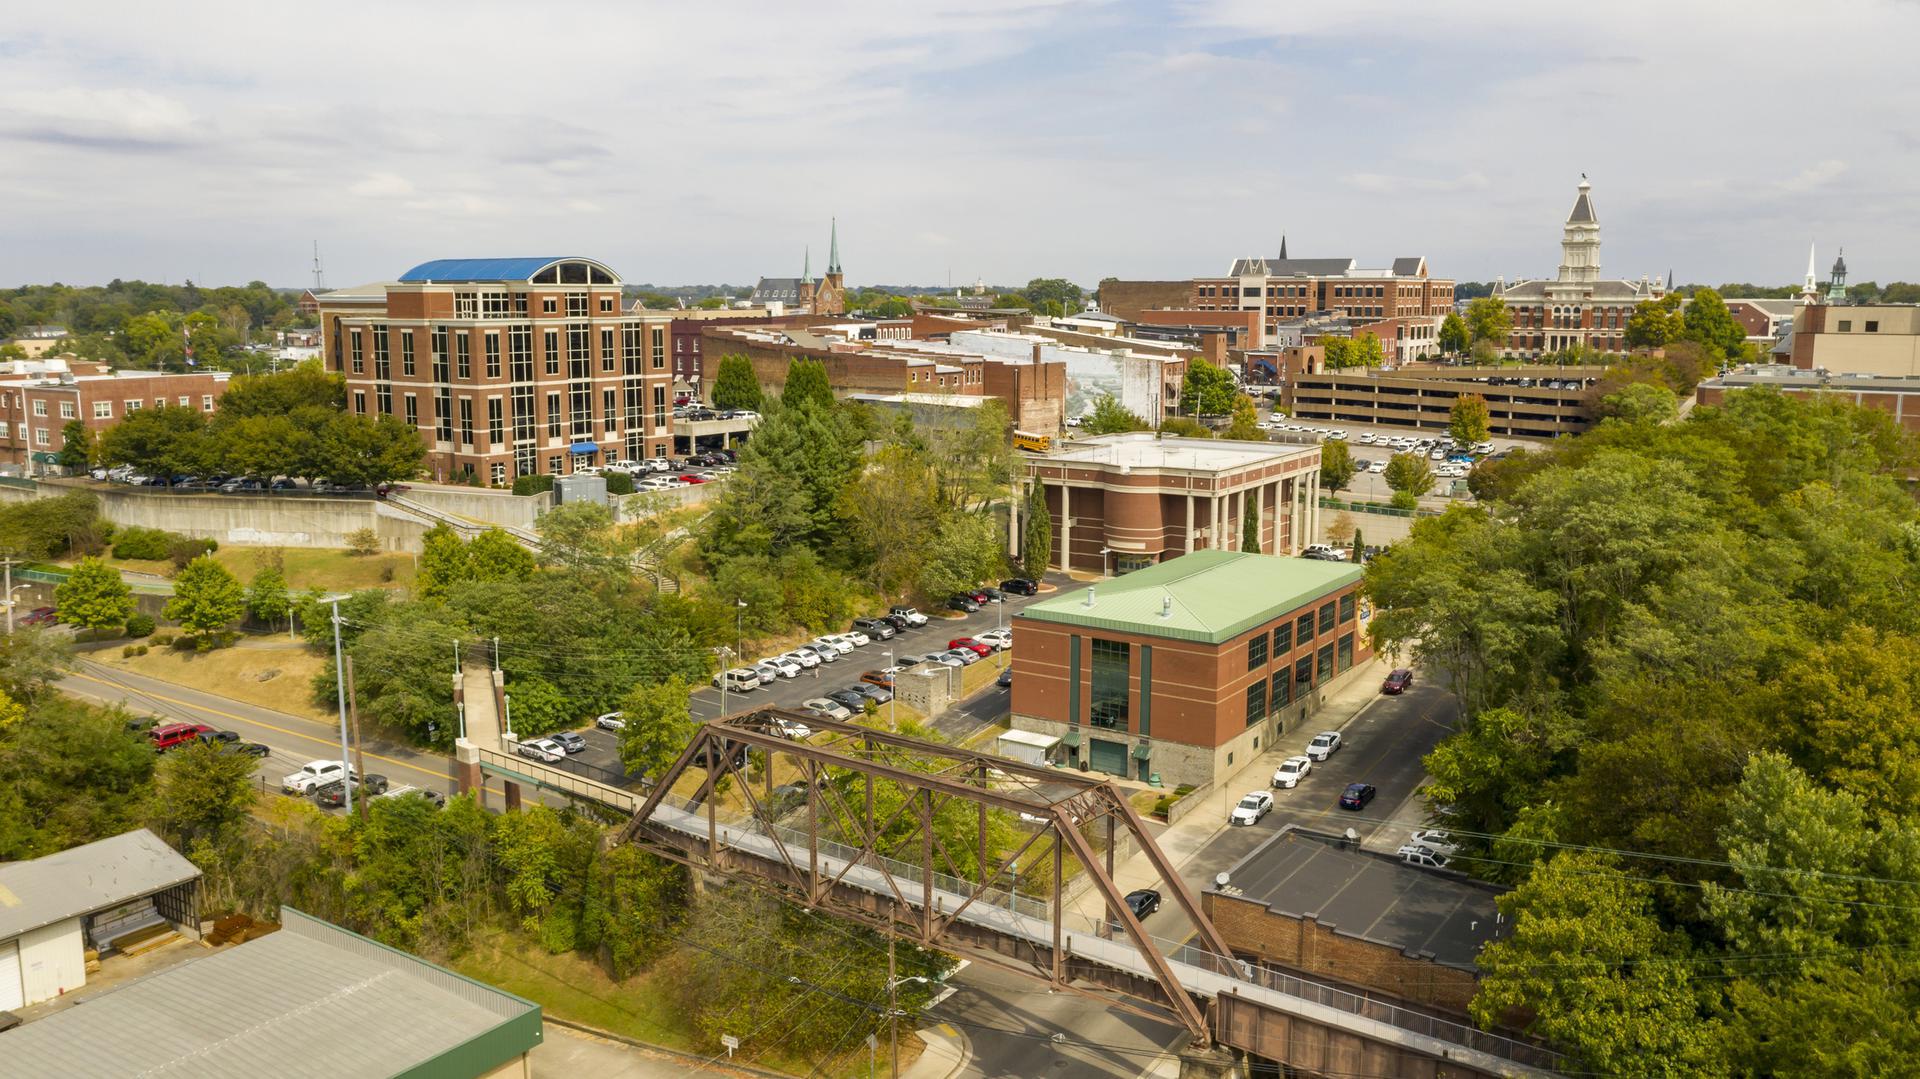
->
[[1017, 550, 1361, 645]]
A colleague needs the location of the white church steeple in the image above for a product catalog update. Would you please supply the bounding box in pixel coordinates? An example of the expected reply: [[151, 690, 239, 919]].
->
[[1799, 241, 1820, 304], [1555, 176, 1601, 288]]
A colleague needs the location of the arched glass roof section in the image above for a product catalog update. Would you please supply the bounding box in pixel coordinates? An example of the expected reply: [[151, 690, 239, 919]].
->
[[396, 258, 621, 285]]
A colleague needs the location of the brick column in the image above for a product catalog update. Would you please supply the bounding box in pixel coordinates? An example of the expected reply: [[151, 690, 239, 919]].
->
[[1058, 483, 1071, 572], [504, 780, 522, 812]]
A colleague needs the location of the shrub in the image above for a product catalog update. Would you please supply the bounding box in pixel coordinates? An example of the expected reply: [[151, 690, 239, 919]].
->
[[346, 527, 380, 556], [512, 474, 555, 496], [605, 472, 635, 496], [152, 633, 175, 647], [135, 645, 149, 656], [122, 644, 138, 658], [125, 612, 155, 638], [1390, 490, 1419, 511], [111, 526, 176, 561], [167, 536, 218, 571]]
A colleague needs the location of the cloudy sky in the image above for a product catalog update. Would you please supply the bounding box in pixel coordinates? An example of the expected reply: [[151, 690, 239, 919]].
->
[[2, 0, 1914, 291]]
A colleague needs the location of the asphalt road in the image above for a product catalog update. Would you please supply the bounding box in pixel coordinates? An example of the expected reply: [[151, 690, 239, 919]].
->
[[931, 963, 1182, 1079]]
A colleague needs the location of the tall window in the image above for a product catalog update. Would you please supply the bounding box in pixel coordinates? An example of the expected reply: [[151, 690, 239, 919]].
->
[[1340, 593, 1356, 623], [487, 398, 504, 445], [623, 325, 642, 374], [1248, 634, 1267, 670], [1245, 681, 1267, 727], [1089, 639, 1130, 730], [1272, 622, 1292, 655], [456, 335, 471, 380], [546, 392, 562, 439], [1317, 643, 1335, 682], [404, 394, 418, 427], [569, 384, 592, 438], [1338, 633, 1354, 672], [436, 389, 452, 441], [1319, 601, 1336, 634], [431, 327, 449, 382], [651, 327, 665, 369], [543, 330, 560, 375], [349, 330, 363, 374], [1296, 612, 1314, 644], [372, 325, 390, 379], [600, 327, 616, 373], [509, 327, 533, 381], [603, 388, 617, 432], [651, 385, 666, 428], [401, 330, 415, 377], [375, 385, 391, 415], [458, 398, 473, 446], [1271, 669, 1290, 708], [512, 386, 535, 442], [567, 326, 590, 379], [485, 333, 501, 379], [1294, 656, 1313, 691]]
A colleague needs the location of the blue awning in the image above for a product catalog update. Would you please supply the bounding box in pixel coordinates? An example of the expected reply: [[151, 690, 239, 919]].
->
[[568, 442, 599, 455]]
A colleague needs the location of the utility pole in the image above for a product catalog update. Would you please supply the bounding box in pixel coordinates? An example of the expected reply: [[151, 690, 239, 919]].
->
[[330, 596, 354, 816], [716, 646, 732, 717], [888, 935, 898, 1078], [347, 654, 368, 823], [2, 552, 18, 635]]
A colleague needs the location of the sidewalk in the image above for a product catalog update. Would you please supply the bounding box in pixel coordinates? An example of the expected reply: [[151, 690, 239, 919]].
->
[[1069, 654, 1392, 922]]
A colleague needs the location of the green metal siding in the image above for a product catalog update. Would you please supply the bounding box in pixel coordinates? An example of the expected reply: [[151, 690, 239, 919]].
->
[[1138, 645, 1151, 738], [391, 1008, 543, 1079], [1068, 634, 1081, 728]]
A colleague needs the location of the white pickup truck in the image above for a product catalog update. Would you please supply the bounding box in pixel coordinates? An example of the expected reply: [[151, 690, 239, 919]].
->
[[281, 759, 350, 795]]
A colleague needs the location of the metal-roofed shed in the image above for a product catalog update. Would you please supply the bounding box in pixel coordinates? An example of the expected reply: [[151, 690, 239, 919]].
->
[[0, 909, 543, 1078], [0, 828, 201, 1010]]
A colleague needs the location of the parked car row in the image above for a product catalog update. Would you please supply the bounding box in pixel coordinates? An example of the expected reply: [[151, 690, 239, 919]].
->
[[146, 722, 268, 757]]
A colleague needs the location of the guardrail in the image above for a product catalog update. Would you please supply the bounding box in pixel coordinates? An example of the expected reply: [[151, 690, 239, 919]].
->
[[1316, 497, 1442, 519]]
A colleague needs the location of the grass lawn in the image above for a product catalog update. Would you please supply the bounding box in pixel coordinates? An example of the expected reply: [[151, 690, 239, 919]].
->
[[452, 931, 907, 1078], [96, 636, 337, 724], [69, 546, 415, 592]]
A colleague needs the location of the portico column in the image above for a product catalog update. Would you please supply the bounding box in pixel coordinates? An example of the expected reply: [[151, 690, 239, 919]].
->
[[1253, 483, 1265, 554], [1214, 493, 1225, 550], [1186, 493, 1195, 553], [1058, 484, 1071, 572], [1309, 469, 1321, 542]]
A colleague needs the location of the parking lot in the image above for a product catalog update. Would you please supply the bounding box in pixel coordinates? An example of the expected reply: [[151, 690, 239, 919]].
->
[[1256, 411, 1539, 505], [531, 574, 1069, 785]]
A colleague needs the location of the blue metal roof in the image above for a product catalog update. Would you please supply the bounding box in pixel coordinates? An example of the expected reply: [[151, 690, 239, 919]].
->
[[396, 257, 611, 283]]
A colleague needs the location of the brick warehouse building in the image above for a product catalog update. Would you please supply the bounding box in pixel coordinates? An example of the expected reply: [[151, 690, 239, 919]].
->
[[318, 257, 675, 484], [1023, 433, 1322, 575], [0, 363, 230, 473], [1010, 550, 1371, 788]]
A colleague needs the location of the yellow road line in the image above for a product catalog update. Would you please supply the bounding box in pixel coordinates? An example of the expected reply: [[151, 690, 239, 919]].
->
[[65, 669, 457, 787]]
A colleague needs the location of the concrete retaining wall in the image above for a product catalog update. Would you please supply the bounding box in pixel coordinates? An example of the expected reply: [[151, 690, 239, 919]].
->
[[399, 483, 551, 528], [9, 480, 440, 553]]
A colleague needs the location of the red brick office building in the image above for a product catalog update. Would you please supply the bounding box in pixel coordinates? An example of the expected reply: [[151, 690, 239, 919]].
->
[[0, 363, 230, 472], [1010, 549, 1371, 789], [318, 258, 676, 484], [1023, 433, 1323, 575]]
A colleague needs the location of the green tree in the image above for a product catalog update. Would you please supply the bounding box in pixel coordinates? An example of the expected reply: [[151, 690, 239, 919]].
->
[[1023, 277, 1085, 312], [1348, 332, 1386, 368], [1448, 394, 1491, 445], [56, 419, 92, 470], [123, 312, 180, 368], [1438, 312, 1470, 354], [1080, 394, 1149, 435], [1473, 852, 1726, 1076], [415, 523, 470, 601], [213, 361, 344, 416], [95, 403, 207, 477], [1382, 452, 1435, 498], [1222, 394, 1263, 440], [1680, 287, 1747, 359], [617, 675, 695, 782], [467, 528, 536, 583], [0, 687, 25, 737], [1320, 337, 1352, 368], [1181, 357, 1237, 416], [1624, 294, 1683, 349], [1318, 438, 1355, 493], [54, 557, 135, 633], [163, 555, 245, 640], [1599, 382, 1678, 424], [1022, 481, 1052, 580], [917, 512, 1004, 598], [710, 353, 763, 412], [1240, 500, 1260, 552], [1350, 527, 1364, 563], [1463, 296, 1513, 347], [781, 358, 834, 411], [150, 741, 257, 849], [1155, 416, 1212, 438], [535, 502, 625, 573], [0, 627, 74, 701], [245, 566, 290, 630]]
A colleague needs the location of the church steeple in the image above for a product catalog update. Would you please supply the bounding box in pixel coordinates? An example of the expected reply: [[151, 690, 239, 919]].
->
[[1278, 234, 1288, 260], [1800, 241, 1820, 304], [802, 245, 812, 286], [827, 218, 841, 276], [1827, 248, 1849, 304]]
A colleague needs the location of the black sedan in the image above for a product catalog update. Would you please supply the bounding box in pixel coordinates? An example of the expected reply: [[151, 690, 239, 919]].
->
[[314, 775, 390, 807], [1111, 888, 1162, 932], [999, 578, 1040, 596], [222, 741, 271, 758], [1339, 782, 1378, 810], [826, 689, 871, 713]]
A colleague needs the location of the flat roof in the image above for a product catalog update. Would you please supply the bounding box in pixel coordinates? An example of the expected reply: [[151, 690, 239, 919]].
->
[[0, 909, 543, 1077], [1044, 433, 1311, 473], [997, 730, 1062, 749], [1212, 828, 1506, 971], [1017, 549, 1360, 645], [0, 828, 200, 941]]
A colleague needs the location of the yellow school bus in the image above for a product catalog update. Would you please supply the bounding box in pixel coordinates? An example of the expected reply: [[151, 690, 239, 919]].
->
[[1012, 430, 1052, 453]]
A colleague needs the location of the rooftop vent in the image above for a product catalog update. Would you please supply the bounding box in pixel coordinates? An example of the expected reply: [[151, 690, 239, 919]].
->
[[1161, 595, 1173, 619], [1083, 586, 1096, 608]]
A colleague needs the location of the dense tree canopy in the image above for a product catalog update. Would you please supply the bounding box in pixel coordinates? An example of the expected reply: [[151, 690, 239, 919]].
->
[[1080, 394, 1150, 435], [1367, 386, 1920, 1070], [709, 353, 762, 411], [1181, 357, 1237, 416], [1463, 296, 1513, 346]]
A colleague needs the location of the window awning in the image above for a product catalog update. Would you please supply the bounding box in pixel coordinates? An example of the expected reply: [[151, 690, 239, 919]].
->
[[1060, 729, 1081, 748], [568, 442, 599, 455], [1131, 741, 1152, 760]]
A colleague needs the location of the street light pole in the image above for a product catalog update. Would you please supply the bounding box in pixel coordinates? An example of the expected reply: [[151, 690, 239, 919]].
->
[[717, 646, 731, 717], [735, 599, 747, 662], [883, 650, 894, 729], [329, 596, 354, 816]]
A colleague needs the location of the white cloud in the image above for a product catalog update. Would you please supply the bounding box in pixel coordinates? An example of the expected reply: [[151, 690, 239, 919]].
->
[[1780, 159, 1847, 193], [349, 173, 414, 199]]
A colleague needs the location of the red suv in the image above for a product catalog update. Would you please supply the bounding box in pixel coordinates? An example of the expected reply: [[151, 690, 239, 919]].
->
[[948, 637, 993, 657], [148, 723, 215, 751], [20, 606, 57, 626], [1382, 669, 1414, 695]]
